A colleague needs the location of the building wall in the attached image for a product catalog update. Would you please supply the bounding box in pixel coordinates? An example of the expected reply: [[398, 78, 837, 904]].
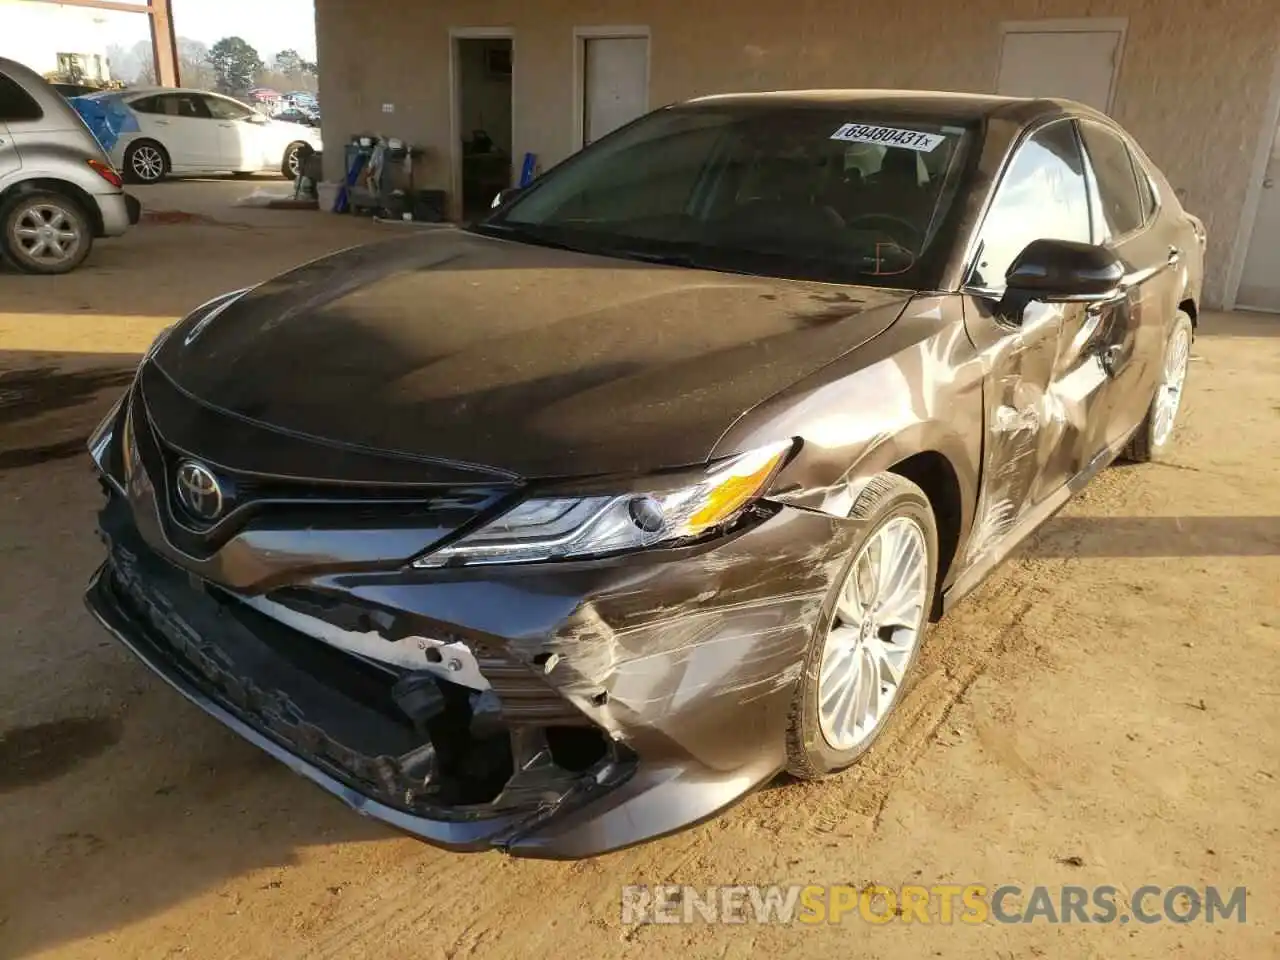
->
[[314, 0, 1280, 307]]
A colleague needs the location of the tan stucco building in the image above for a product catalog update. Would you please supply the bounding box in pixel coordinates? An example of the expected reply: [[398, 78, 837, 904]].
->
[[313, 0, 1280, 311]]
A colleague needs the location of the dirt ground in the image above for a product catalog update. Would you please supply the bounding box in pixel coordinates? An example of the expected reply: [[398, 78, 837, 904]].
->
[[0, 179, 1276, 959]]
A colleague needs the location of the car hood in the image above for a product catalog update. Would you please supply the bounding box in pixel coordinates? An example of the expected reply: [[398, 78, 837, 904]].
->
[[152, 228, 913, 479], [269, 117, 320, 138]]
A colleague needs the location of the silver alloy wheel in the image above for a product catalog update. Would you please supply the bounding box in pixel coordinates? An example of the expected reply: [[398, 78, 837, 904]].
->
[[9, 200, 82, 267], [131, 144, 164, 181], [1152, 324, 1191, 447], [286, 146, 302, 178], [818, 516, 929, 752]]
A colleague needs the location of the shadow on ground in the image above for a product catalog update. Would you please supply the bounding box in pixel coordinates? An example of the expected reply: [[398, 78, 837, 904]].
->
[[1029, 515, 1280, 558]]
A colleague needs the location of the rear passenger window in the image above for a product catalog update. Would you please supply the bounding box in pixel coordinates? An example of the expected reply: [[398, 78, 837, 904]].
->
[[1079, 121, 1145, 238], [0, 73, 43, 122]]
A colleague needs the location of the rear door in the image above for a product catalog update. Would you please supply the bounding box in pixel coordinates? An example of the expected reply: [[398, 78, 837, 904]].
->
[[0, 72, 38, 180], [132, 93, 221, 170], [960, 119, 1096, 552], [1077, 119, 1182, 446]]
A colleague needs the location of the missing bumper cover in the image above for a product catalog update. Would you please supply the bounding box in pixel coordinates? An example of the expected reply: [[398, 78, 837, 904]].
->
[[88, 510, 633, 835]]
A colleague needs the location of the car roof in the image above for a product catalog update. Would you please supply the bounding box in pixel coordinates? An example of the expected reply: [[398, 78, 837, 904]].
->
[[122, 86, 241, 100], [682, 88, 1098, 124]]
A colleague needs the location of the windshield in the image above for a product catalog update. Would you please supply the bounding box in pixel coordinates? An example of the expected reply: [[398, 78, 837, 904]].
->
[[479, 103, 976, 288]]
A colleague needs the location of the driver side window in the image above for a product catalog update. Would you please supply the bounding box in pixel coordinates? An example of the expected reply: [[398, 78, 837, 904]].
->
[[968, 120, 1091, 290], [204, 96, 254, 122]]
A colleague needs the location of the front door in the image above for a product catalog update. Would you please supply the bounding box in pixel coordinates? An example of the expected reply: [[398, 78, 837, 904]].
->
[[1237, 114, 1280, 312], [202, 94, 263, 171], [961, 119, 1099, 556], [582, 36, 648, 147], [996, 24, 1123, 113]]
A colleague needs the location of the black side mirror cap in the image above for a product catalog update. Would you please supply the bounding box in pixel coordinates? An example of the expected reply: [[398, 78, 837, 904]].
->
[[997, 238, 1124, 322]]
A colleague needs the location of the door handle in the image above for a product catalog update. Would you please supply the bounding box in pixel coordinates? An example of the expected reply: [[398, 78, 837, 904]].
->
[[1264, 177, 1275, 189], [154, 120, 169, 125], [1099, 343, 1124, 378], [219, 123, 233, 128], [1167, 246, 1182, 265]]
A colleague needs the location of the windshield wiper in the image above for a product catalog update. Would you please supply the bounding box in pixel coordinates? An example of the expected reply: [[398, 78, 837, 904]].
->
[[606, 248, 704, 269], [468, 221, 583, 253]]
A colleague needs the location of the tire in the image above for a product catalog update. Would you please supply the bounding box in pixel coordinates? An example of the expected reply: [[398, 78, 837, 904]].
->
[[124, 140, 168, 184], [1122, 310, 1194, 463], [786, 473, 939, 779], [281, 142, 308, 180], [0, 189, 94, 275]]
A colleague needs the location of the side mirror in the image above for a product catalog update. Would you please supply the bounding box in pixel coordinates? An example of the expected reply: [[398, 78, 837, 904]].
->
[[491, 186, 522, 209], [999, 238, 1124, 320]]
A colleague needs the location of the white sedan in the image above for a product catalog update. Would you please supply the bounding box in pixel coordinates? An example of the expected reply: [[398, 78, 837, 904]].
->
[[110, 87, 323, 183]]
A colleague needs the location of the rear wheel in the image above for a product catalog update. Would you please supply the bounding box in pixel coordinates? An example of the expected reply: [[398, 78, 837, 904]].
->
[[124, 140, 168, 184], [786, 473, 938, 778], [1123, 310, 1193, 462], [0, 189, 94, 274]]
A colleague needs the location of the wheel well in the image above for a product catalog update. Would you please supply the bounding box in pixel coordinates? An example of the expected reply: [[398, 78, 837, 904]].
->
[[1179, 298, 1198, 329], [0, 178, 103, 237], [889, 451, 962, 618], [127, 138, 170, 164]]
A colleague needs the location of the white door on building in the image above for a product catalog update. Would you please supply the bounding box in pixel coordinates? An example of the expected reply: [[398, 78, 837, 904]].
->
[[582, 36, 648, 146], [1236, 117, 1280, 312], [996, 26, 1123, 113]]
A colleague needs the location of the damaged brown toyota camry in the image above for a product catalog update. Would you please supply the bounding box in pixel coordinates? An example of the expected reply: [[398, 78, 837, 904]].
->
[[85, 91, 1204, 858]]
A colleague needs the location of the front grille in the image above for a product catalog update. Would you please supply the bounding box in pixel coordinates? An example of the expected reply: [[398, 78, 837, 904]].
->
[[126, 381, 513, 557]]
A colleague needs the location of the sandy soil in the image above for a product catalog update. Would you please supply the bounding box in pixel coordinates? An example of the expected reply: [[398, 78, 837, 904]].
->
[[0, 181, 1276, 959]]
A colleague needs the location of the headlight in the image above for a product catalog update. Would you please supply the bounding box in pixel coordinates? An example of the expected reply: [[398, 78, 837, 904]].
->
[[87, 395, 123, 474], [413, 441, 794, 568]]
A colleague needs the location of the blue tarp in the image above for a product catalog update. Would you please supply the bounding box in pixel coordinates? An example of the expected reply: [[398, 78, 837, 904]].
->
[[68, 93, 140, 153]]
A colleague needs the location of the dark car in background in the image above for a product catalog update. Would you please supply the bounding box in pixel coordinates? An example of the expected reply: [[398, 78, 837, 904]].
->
[[85, 90, 1204, 857]]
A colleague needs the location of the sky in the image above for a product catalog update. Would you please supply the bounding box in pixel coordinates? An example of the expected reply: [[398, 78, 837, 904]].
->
[[98, 0, 317, 61]]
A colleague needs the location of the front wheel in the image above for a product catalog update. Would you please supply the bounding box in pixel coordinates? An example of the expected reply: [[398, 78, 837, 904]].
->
[[0, 190, 94, 274], [1123, 310, 1194, 462], [786, 473, 938, 779], [281, 142, 309, 179]]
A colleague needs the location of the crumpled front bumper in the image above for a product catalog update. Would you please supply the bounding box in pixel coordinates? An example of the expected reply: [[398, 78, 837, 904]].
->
[[86, 494, 857, 858]]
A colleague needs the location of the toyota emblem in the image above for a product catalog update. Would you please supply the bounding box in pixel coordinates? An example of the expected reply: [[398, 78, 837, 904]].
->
[[175, 460, 224, 521]]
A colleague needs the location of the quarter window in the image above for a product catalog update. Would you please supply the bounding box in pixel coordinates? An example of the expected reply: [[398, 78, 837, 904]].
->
[[0, 73, 43, 122], [1079, 121, 1145, 239], [969, 120, 1091, 290], [1133, 155, 1158, 219]]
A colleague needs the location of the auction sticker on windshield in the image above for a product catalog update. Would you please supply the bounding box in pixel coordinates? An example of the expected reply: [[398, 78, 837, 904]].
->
[[830, 123, 945, 152]]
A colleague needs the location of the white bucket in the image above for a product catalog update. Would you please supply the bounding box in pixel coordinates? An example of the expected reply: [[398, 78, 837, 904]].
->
[[317, 181, 342, 212]]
